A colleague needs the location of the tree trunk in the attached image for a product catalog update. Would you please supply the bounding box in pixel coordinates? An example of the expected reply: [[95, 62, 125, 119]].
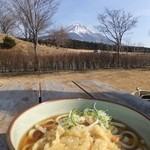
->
[[117, 44, 121, 68], [33, 38, 39, 71]]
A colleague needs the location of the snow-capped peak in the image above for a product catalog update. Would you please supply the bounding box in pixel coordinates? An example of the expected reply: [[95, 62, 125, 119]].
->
[[67, 23, 110, 44], [67, 23, 92, 36]]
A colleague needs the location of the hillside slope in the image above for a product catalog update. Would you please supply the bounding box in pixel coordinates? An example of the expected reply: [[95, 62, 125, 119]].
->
[[0, 34, 73, 55]]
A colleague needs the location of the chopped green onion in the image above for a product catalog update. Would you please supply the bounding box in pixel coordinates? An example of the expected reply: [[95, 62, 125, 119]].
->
[[61, 103, 112, 129]]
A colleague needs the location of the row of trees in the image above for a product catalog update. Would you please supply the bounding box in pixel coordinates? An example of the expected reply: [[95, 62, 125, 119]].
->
[[39, 39, 150, 53], [0, 50, 149, 73]]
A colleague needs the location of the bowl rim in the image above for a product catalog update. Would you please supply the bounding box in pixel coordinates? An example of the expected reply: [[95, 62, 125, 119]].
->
[[7, 98, 150, 150]]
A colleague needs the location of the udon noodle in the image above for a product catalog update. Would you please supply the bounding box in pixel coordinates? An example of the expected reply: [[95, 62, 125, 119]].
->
[[18, 107, 148, 150]]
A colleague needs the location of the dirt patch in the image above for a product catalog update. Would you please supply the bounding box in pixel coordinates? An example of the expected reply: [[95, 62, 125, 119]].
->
[[0, 69, 149, 93]]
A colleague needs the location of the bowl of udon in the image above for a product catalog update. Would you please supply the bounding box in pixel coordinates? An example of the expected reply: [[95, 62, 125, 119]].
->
[[7, 98, 150, 150]]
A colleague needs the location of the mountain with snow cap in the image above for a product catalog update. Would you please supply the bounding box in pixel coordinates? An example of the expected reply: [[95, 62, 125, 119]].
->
[[68, 23, 93, 36], [67, 23, 110, 44]]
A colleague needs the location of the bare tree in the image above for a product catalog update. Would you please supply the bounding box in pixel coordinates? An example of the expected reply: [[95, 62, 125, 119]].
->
[[0, 0, 16, 35], [50, 27, 70, 48], [15, 15, 32, 40], [0, 1, 6, 18], [10, 0, 59, 70], [96, 8, 138, 67], [0, 13, 16, 35]]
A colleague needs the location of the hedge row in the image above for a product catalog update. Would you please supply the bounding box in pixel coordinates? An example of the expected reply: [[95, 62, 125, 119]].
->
[[0, 50, 149, 73]]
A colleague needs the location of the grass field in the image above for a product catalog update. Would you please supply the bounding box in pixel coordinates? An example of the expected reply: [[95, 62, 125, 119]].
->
[[0, 34, 149, 93], [0, 69, 149, 93]]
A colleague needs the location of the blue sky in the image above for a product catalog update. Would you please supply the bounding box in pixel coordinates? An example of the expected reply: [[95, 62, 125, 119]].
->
[[54, 0, 150, 47]]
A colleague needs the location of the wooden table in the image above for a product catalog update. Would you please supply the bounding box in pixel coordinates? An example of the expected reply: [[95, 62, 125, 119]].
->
[[0, 80, 150, 150]]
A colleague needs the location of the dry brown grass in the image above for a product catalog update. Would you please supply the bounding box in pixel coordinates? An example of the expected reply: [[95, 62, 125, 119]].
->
[[0, 69, 149, 93], [0, 34, 149, 93], [0, 33, 89, 55]]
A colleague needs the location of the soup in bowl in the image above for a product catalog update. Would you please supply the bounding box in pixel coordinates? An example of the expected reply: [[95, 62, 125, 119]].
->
[[7, 98, 150, 150]]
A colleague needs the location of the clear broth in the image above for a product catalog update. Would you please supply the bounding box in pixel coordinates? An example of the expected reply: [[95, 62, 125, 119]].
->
[[18, 114, 148, 150]]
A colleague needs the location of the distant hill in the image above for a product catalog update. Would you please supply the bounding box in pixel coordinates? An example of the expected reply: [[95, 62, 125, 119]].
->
[[0, 33, 89, 55], [0, 34, 67, 54], [67, 23, 111, 44]]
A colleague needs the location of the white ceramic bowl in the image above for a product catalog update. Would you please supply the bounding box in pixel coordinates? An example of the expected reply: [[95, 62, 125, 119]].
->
[[7, 98, 150, 150]]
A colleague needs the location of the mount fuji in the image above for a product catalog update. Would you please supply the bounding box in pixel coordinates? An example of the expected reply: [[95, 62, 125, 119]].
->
[[67, 23, 110, 44]]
